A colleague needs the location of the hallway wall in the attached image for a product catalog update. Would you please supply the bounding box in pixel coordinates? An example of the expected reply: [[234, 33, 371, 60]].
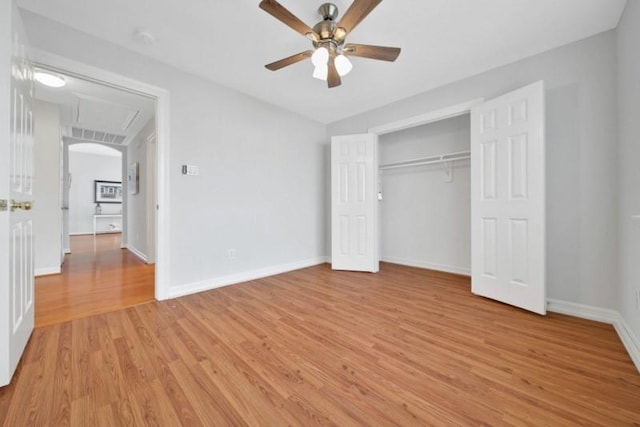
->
[[68, 150, 122, 235]]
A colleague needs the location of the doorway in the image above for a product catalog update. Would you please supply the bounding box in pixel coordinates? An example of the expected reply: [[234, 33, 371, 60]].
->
[[377, 113, 471, 276], [31, 63, 161, 325]]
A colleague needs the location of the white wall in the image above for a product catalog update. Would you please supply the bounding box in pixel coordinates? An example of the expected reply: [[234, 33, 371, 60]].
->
[[68, 150, 122, 234], [379, 115, 470, 274], [616, 1, 640, 345], [33, 100, 62, 275], [329, 31, 619, 309], [20, 10, 327, 295], [126, 119, 154, 261]]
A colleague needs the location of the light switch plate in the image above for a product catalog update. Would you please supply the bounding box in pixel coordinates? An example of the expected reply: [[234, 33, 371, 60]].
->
[[182, 165, 199, 176]]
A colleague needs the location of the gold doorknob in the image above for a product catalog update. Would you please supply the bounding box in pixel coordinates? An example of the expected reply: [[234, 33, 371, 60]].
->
[[11, 200, 33, 211]]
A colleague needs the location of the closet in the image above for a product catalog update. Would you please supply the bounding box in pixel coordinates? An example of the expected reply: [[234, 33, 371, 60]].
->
[[378, 114, 471, 275], [333, 82, 546, 314]]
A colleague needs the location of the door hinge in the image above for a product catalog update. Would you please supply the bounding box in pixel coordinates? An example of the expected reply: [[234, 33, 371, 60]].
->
[[0, 199, 7, 212]]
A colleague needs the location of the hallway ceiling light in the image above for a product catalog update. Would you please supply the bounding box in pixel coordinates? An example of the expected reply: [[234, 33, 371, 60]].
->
[[34, 71, 66, 88]]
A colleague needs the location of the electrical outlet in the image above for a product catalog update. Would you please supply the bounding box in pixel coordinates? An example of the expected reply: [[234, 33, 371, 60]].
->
[[227, 249, 236, 260]]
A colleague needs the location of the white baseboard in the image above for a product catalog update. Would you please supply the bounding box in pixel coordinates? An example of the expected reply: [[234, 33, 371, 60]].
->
[[124, 245, 148, 263], [547, 298, 640, 373], [614, 318, 640, 373], [381, 256, 470, 276], [70, 232, 92, 236], [64, 247, 71, 254], [547, 299, 620, 323], [168, 257, 328, 299], [35, 266, 61, 276]]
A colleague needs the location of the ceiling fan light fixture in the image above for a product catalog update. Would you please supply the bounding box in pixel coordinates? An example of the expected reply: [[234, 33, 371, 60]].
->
[[313, 65, 328, 80], [34, 71, 66, 88], [335, 54, 353, 76], [311, 46, 329, 67], [333, 27, 347, 41]]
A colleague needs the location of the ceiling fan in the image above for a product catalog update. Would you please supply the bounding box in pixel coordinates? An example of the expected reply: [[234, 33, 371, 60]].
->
[[259, 0, 401, 88]]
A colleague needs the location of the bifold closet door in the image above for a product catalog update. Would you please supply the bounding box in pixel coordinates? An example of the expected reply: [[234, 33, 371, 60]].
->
[[471, 81, 546, 315], [330, 133, 379, 273]]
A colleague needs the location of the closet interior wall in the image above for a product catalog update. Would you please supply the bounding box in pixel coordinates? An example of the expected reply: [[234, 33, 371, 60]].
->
[[378, 114, 471, 275]]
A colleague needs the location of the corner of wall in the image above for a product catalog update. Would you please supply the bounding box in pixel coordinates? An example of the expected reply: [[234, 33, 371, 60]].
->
[[547, 298, 640, 373]]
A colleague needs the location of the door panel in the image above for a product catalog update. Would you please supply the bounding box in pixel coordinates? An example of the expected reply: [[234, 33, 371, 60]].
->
[[471, 81, 546, 315], [331, 134, 378, 272], [1, 12, 35, 386]]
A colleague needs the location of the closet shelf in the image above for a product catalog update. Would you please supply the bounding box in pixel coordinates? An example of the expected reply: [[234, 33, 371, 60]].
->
[[378, 150, 471, 170]]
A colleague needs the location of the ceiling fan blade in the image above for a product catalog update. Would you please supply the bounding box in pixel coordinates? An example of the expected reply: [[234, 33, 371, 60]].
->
[[343, 44, 401, 62], [327, 59, 341, 88], [259, 0, 318, 39], [265, 50, 313, 71], [334, 0, 382, 39]]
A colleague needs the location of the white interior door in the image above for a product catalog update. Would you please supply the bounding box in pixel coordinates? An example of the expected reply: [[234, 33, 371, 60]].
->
[[0, 22, 35, 386], [471, 81, 546, 315], [331, 134, 379, 272]]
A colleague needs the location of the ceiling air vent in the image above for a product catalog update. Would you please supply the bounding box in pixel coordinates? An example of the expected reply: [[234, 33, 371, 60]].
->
[[70, 126, 128, 145]]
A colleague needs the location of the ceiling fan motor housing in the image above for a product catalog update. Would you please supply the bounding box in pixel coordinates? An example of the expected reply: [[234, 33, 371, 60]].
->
[[318, 3, 339, 20], [313, 3, 343, 49]]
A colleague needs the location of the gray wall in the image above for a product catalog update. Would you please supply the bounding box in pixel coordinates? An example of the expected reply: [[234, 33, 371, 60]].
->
[[21, 10, 328, 293], [379, 115, 470, 274], [329, 31, 619, 309], [33, 101, 61, 275], [617, 1, 640, 343]]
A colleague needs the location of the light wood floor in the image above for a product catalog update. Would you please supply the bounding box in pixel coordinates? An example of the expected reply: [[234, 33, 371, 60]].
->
[[3, 263, 639, 425], [35, 234, 155, 327]]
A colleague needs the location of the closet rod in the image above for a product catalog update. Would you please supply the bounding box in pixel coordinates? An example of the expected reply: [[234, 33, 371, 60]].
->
[[378, 150, 471, 170]]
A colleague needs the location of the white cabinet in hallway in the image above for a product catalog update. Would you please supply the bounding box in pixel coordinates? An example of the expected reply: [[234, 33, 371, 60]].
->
[[93, 214, 122, 235]]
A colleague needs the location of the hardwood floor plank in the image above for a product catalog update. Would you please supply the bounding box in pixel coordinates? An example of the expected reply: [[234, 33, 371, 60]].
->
[[109, 394, 146, 427], [180, 361, 250, 426], [132, 379, 183, 426], [2, 263, 639, 425], [50, 323, 73, 426], [69, 394, 99, 427]]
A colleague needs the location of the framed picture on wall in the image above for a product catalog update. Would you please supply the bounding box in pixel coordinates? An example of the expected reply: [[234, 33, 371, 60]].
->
[[128, 162, 139, 195], [94, 180, 122, 203]]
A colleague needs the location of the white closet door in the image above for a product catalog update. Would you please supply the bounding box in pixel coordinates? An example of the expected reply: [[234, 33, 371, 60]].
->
[[471, 81, 546, 314], [331, 134, 379, 272]]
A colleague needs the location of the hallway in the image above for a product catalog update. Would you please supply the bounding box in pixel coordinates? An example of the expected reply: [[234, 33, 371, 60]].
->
[[35, 234, 155, 327]]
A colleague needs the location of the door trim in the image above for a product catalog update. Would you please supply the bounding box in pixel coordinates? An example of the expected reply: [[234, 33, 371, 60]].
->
[[30, 48, 172, 300], [368, 99, 484, 136]]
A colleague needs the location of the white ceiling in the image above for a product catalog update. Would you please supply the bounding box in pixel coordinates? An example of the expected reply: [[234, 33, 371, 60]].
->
[[69, 142, 122, 157], [34, 71, 155, 145], [19, 0, 627, 124]]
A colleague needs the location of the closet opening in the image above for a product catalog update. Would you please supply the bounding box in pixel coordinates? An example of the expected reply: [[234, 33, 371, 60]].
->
[[377, 113, 471, 276]]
